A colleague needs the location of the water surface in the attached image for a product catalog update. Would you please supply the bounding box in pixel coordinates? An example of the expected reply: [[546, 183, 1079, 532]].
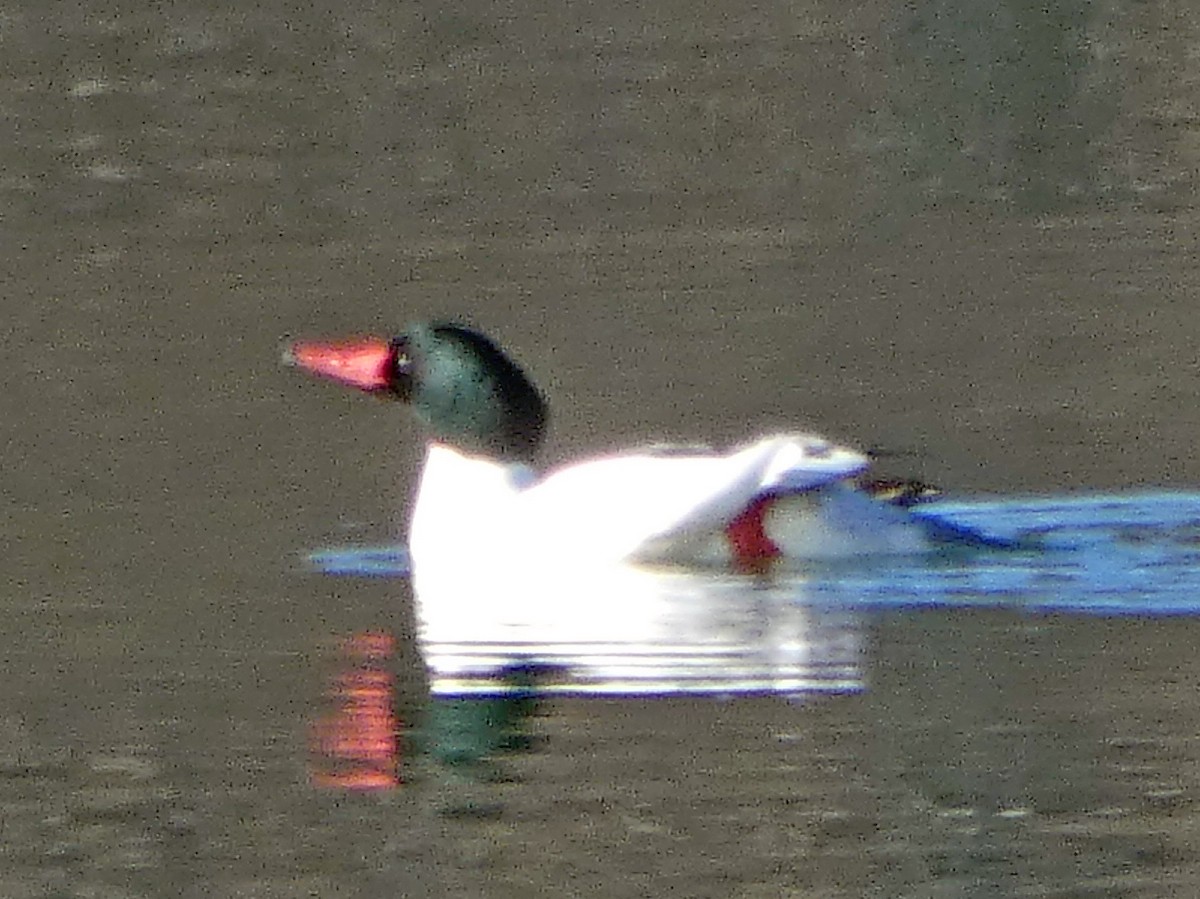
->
[[6, 1, 1200, 895]]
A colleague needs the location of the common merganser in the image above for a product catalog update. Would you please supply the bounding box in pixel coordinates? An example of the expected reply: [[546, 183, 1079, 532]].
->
[[287, 322, 998, 588]]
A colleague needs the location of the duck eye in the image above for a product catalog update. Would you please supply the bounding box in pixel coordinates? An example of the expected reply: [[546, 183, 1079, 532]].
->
[[388, 337, 411, 371], [388, 338, 415, 399]]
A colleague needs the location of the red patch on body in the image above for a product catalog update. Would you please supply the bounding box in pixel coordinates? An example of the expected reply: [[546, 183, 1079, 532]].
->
[[725, 494, 782, 573]]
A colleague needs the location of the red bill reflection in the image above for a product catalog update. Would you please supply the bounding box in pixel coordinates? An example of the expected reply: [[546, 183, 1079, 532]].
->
[[310, 631, 401, 791]]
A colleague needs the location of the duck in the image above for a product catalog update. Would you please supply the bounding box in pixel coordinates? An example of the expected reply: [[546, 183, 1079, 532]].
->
[[287, 322, 1003, 590]]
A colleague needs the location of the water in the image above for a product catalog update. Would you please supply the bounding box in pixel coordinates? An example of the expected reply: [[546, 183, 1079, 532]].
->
[[295, 493, 1200, 896], [309, 491, 1200, 704], [7, 0, 1200, 895]]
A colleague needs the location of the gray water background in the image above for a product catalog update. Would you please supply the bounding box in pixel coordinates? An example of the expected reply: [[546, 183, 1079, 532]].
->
[[5, 2, 1200, 895]]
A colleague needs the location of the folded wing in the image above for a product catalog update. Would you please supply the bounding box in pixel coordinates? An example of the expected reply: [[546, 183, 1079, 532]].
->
[[516, 433, 869, 562]]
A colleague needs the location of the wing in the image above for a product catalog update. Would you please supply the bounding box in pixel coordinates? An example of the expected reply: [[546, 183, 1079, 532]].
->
[[516, 433, 868, 562]]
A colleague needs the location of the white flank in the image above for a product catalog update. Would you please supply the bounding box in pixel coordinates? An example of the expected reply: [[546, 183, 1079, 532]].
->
[[408, 433, 869, 589]]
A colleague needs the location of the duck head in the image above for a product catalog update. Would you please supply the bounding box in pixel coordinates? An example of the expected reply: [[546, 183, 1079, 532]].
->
[[288, 322, 547, 464]]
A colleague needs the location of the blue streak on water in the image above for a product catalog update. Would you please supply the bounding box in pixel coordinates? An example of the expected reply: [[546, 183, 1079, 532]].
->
[[307, 545, 411, 578], [305, 491, 1200, 617], [821, 491, 1200, 617]]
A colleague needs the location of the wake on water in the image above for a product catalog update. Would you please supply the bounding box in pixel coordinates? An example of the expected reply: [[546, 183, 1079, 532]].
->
[[307, 491, 1200, 617]]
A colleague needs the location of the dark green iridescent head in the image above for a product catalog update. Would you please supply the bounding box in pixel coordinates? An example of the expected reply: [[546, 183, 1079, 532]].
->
[[388, 323, 547, 464]]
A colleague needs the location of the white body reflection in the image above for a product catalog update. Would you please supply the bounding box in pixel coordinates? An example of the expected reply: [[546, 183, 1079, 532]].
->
[[310, 491, 1200, 706], [414, 565, 864, 697]]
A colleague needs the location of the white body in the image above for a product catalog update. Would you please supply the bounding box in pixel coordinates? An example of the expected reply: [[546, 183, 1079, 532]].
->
[[408, 434, 932, 595]]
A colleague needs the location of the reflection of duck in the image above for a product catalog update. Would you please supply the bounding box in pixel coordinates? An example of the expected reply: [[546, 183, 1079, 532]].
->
[[308, 630, 540, 803], [288, 322, 1002, 588], [415, 568, 866, 698], [310, 632, 401, 791], [304, 549, 867, 699]]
